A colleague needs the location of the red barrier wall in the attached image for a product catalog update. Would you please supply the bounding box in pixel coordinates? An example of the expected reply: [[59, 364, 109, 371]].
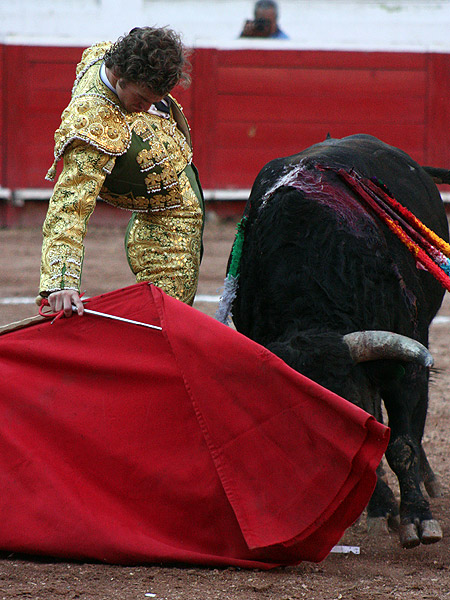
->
[[0, 45, 449, 194], [0, 46, 3, 187]]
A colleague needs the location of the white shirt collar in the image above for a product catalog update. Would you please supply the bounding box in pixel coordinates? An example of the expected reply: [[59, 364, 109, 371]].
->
[[100, 63, 117, 94]]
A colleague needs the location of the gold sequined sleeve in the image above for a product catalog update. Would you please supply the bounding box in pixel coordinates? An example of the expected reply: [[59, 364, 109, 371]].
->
[[40, 141, 113, 295]]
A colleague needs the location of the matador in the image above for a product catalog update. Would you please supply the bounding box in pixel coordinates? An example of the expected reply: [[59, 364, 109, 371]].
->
[[40, 37, 204, 307]]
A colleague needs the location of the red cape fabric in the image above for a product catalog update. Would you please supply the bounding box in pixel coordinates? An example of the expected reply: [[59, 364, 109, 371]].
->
[[0, 283, 389, 569]]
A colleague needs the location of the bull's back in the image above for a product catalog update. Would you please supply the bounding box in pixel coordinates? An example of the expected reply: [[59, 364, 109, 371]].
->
[[236, 134, 448, 340], [251, 135, 447, 237]]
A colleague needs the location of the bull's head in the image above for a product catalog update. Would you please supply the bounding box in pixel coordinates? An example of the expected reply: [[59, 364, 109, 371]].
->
[[267, 329, 432, 416]]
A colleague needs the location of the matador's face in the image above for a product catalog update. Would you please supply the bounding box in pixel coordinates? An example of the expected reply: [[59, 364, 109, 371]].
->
[[116, 79, 164, 113]]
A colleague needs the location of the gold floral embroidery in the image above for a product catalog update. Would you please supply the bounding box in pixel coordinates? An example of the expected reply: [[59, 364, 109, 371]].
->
[[40, 143, 111, 293], [50, 96, 130, 167], [46, 45, 131, 181], [75, 41, 112, 79], [145, 171, 164, 189], [144, 160, 182, 210], [125, 172, 203, 305], [129, 116, 153, 141], [130, 111, 193, 175], [145, 163, 178, 191], [136, 146, 167, 171], [103, 156, 116, 174], [99, 188, 152, 212]]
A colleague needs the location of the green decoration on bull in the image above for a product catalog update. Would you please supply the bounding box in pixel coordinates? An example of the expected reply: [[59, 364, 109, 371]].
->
[[215, 216, 248, 325]]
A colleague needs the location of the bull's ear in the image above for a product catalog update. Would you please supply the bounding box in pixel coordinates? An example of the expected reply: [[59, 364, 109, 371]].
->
[[362, 361, 406, 386], [326, 132, 331, 139], [422, 166, 450, 185], [390, 364, 406, 380], [380, 362, 406, 381]]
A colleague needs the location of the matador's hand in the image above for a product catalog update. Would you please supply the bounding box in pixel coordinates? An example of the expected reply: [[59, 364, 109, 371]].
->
[[48, 290, 85, 317]]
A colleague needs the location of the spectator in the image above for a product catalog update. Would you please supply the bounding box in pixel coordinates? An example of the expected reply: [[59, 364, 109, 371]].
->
[[240, 0, 289, 39]]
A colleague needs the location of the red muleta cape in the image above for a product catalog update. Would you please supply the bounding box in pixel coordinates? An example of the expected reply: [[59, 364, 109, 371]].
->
[[0, 283, 389, 568]]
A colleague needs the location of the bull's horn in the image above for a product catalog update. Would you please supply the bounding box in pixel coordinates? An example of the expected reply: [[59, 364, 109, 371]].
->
[[343, 330, 433, 368]]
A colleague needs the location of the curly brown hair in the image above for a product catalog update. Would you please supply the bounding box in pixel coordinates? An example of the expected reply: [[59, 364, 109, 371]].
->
[[104, 27, 191, 96]]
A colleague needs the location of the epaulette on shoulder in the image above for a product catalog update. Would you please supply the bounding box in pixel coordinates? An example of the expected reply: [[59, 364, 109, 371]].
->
[[46, 94, 131, 181], [76, 42, 112, 77]]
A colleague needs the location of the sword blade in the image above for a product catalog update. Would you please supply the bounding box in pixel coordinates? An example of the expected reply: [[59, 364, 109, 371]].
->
[[73, 306, 162, 330]]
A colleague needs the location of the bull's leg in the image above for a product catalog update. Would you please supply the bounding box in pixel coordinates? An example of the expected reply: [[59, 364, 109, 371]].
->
[[382, 367, 442, 548], [384, 434, 438, 547], [408, 374, 443, 498], [419, 444, 442, 497], [366, 465, 400, 534]]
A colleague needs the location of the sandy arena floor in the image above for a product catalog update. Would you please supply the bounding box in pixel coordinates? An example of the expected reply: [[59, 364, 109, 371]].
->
[[0, 211, 449, 599]]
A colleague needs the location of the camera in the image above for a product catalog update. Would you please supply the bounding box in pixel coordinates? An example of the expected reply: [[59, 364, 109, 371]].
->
[[241, 18, 271, 38]]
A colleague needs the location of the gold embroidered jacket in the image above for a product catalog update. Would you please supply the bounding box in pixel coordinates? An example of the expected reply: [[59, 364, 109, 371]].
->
[[40, 42, 204, 305]]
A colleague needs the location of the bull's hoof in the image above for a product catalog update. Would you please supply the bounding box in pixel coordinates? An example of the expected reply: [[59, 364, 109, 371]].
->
[[399, 521, 421, 549], [367, 514, 400, 536], [424, 479, 443, 498], [367, 516, 390, 536], [399, 519, 443, 548], [387, 514, 400, 532], [420, 519, 443, 544]]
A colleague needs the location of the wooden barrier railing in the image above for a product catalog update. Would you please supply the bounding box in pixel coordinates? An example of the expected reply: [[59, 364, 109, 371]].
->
[[0, 45, 449, 215]]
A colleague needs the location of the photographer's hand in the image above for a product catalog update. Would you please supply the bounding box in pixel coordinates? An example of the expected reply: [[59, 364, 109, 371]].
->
[[240, 20, 256, 37]]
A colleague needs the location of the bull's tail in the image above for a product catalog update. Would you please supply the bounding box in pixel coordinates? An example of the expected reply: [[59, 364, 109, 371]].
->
[[422, 166, 450, 185]]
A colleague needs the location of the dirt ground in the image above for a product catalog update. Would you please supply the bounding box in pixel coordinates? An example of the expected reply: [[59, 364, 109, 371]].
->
[[0, 208, 449, 599]]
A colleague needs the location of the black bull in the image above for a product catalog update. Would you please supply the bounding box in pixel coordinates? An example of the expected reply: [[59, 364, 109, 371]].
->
[[227, 134, 449, 548]]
